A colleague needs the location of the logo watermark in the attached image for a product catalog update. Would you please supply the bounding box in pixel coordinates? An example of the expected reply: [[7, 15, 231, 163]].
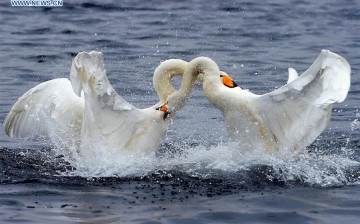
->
[[11, 0, 63, 7]]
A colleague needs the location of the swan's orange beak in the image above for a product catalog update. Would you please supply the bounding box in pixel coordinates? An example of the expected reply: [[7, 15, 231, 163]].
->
[[156, 102, 171, 120], [221, 74, 238, 88], [157, 103, 168, 112]]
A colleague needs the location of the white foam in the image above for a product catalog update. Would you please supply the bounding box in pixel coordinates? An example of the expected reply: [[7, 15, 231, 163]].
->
[[52, 138, 360, 187]]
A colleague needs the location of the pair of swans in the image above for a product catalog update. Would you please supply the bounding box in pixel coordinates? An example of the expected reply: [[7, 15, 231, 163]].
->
[[4, 50, 351, 157]]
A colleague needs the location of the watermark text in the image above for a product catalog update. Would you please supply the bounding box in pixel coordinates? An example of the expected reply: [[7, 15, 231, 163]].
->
[[11, 0, 63, 7]]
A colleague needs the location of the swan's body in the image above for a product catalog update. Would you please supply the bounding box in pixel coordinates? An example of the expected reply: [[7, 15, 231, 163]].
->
[[166, 50, 351, 153], [4, 52, 188, 156]]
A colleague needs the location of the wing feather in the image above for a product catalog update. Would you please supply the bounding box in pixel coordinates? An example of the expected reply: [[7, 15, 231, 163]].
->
[[3, 78, 84, 139], [70, 51, 137, 113], [70, 51, 148, 151], [253, 50, 350, 150]]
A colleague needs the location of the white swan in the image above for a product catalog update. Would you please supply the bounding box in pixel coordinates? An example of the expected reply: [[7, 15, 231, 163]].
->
[[160, 50, 351, 153], [3, 51, 189, 156]]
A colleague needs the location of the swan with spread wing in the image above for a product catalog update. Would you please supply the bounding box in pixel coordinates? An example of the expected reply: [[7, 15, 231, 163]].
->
[[4, 51, 189, 156], [160, 50, 351, 153]]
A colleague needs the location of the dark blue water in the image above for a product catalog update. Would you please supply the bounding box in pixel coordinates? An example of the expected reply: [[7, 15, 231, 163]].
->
[[1, 0, 360, 223]]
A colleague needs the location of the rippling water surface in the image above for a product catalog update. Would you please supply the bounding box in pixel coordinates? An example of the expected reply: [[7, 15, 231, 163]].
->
[[1, 0, 360, 223]]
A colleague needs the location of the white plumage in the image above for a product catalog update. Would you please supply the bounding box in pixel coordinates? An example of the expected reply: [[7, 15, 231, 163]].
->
[[167, 50, 351, 153], [4, 49, 351, 156], [3, 78, 84, 148], [4, 51, 189, 157]]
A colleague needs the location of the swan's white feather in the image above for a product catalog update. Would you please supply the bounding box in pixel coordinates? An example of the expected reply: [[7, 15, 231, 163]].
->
[[3, 78, 84, 141], [198, 50, 350, 153], [67, 51, 170, 155], [252, 50, 351, 151], [287, 67, 298, 83], [3, 51, 180, 155], [70, 51, 136, 112]]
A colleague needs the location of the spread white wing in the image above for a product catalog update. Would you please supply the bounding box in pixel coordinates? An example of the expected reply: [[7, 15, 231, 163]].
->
[[70, 51, 161, 152], [253, 50, 351, 150], [4, 51, 167, 154], [3, 78, 84, 140], [71, 51, 140, 126]]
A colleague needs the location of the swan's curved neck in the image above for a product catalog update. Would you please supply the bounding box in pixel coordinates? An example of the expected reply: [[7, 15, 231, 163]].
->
[[195, 58, 247, 113], [167, 57, 220, 112], [153, 59, 188, 103]]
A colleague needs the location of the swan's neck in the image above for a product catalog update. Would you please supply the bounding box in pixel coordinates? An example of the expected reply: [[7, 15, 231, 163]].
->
[[166, 73, 195, 112], [196, 59, 235, 111], [167, 57, 220, 112], [153, 59, 188, 103]]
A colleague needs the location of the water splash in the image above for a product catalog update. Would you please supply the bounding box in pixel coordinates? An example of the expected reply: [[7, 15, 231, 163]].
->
[[57, 140, 360, 188], [351, 118, 360, 131]]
